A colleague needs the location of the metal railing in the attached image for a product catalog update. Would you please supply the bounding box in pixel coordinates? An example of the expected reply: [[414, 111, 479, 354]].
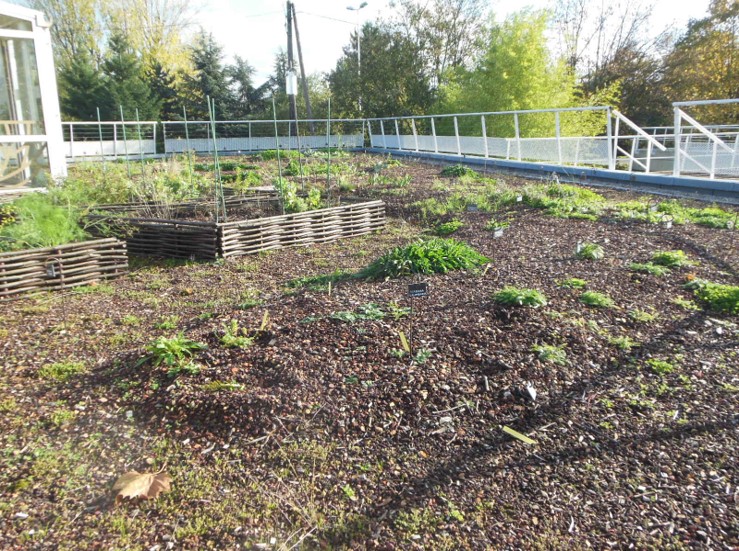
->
[[58, 99, 739, 183], [161, 119, 365, 154], [672, 99, 739, 180], [366, 106, 616, 168], [62, 121, 157, 160]]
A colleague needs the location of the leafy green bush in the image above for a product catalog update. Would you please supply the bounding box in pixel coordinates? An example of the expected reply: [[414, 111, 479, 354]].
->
[[360, 238, 489, 279], [0, 193, 89, 252], [686, 280, 739, 314], [629, 262, 671, 276], [435, 219, 463, 236], [576, 243, 604, 260], [651, 250, 693, 268], [580, 291, 615, 308], [493, 286, 548, 307]]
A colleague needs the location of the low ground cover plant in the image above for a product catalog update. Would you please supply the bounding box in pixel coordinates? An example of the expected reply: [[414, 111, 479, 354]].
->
[[580, 290, 615, 308], [360, 238, 488, 279], [629, 262, 671, 276], [685, 280, 739, 314], [651, 250, 693, 268], [493, 286, 548, 307], [576, 242, 605, 260], [435, 219, 463, 236]]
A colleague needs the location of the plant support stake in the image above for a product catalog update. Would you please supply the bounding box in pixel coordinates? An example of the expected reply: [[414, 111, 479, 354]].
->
[[183, 106, 194, 192], [272, 95, 285, 215], [96, 107, 107, 180], [119, 106, 131, 179]]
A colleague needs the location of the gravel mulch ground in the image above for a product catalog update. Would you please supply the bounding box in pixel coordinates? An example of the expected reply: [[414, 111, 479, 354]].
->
[[1, 155, 737, 550]]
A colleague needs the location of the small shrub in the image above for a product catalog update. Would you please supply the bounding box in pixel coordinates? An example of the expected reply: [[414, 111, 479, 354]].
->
[[38, 361, 86, 382], [435, 219, 463, 236], [576, 243, 604, 261], [580, 291, 615, 308], [686, 280, 739, 315], [651, 250, 693, 268], [558, 277, 587, 289], [493, 286, 548, 308], [629, 262, 671, 276], [360, 238, 488, 279], [532, 344, 567, 365]]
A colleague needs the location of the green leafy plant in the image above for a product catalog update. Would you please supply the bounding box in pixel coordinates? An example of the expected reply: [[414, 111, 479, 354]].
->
[[493, 286, 548, 307], [629, 262, 671, 276], [0, 193, 89, 252], [441, 164, 477, 178], [558, 277, 587, 288], [387, 301, 411, 320], [532, 343, 567, 365], [576, 242, 604, 260], [651, 250, 693, 268], [646, 358, 675, 375], [141, 333, 207, 375], [435, 219, 463, 236], [607, 335, 640, 351], [359, 238, 489, 279], [330, 303, 387, 323], [38, 361, 86, 382], [220, 319, 255, 348], [485, 218, 510, 232], [672, 295, 701, 311], [629, 308, 658, 323], [580, 291, 615, 308], [413, 348, 432, 364], [685, 280, 739, 314]]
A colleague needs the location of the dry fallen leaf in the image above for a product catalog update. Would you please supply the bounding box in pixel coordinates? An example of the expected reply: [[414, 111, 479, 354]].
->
[[112, 471, 172, 503]]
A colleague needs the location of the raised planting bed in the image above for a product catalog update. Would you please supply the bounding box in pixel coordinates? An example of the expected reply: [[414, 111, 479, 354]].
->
[[0, 237, 128, 298], [90, 200, 386, 260]]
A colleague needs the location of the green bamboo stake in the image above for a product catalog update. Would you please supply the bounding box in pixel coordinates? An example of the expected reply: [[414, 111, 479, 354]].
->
[[207, 96, 227, 223], [326, 96, 332, 205], [96, 107, 107, 183], [135, 108, 146, 178], [272, 96, 285, 215], [119, 106, 131, 179], [183, 106, 194, 193]]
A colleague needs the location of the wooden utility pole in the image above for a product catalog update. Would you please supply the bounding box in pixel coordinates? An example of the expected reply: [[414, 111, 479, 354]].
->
[[286, 1, 298, 135], [291, 3, 315, 133]]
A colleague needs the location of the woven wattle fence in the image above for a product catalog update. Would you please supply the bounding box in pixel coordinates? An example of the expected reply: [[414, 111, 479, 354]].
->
[[219, 200, 386, 257], [90, 200, 386, 260], [0, 238, 128, 299]]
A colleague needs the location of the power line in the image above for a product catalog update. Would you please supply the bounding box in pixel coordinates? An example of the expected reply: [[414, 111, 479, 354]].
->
[[297, 11, 355, 25]]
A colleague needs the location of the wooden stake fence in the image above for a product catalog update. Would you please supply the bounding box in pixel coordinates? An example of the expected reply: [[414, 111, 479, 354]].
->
[[0, 238, 128, 299]]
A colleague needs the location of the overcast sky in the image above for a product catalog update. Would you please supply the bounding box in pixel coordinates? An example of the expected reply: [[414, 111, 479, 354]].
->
[[197, 0, 711, 84]]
